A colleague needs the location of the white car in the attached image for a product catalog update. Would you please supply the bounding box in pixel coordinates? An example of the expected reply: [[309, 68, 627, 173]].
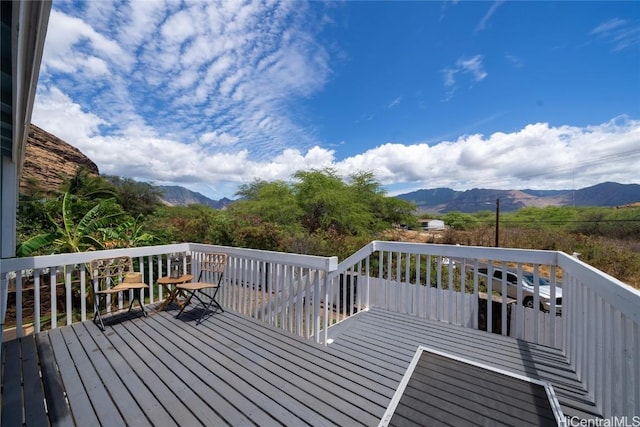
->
[[477, 268, 562, 314]]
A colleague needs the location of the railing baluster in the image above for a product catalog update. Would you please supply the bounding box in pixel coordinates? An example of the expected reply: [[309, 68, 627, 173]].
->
[[594, 293, 603, 414], [404, 253, 410, 315], [447, 258, 453, 324], [156, 255, 163, 301], [549, 265, 557, 345], [436, 256, 442, 321], [622, 315, 634, 416], [603, 301, 612, 416], [365, 255, 370, 310], [460, 259, 466, 327], [50, 269, 57, 329], [80, 267, 86, 322], [296, 266, 303, 335], [486, 261, 493, 333], [501, 261, 507, 336], [426, 255, 432, 320], [472, 259, 479, 330], [34, 271, 41, 333], [586, 288, 596, 399], [279, 263, 286, 330], [15, 271, 23, 337], [65, 265, 72, 326], [533, 265, 540, 343]]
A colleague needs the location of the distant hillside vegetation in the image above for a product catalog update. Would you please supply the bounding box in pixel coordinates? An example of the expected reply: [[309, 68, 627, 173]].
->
[[156, 185, 233, 209], [396, 182, 640, 213]]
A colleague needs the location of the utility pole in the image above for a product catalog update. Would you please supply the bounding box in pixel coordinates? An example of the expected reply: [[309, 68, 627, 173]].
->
[[495, 198, 500, 247]]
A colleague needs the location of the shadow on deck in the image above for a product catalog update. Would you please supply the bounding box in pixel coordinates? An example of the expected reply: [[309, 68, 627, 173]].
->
[[1, 306, 600, 426]]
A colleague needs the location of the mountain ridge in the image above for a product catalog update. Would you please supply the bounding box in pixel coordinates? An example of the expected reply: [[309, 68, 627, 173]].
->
[[156, 185, 233, 209], [396, 182, 640, 213]]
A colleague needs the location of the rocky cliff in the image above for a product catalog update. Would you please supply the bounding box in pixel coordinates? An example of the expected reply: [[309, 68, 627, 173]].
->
[[20, 124, 99, 194]]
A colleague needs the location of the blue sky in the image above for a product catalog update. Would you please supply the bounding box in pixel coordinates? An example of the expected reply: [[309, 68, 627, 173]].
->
[[32, 1, 640, 200]]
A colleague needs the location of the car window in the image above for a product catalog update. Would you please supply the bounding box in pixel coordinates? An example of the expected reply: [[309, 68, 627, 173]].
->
[[524, 274, 550, 286]]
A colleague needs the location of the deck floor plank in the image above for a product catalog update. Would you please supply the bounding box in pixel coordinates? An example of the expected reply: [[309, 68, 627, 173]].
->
[[35, 333, 74, 427], [21, 336, 50, 427], [45, 328, 99, 427], [2, 339, 26, 427]]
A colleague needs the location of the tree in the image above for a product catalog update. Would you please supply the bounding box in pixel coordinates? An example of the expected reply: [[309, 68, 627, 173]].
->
[[348, 170, 416, 230], [443, 211, 479, 230], [105, 176, 164, 217], [293, 168, 370, 235], [60, 168, 117, 200], [16, 192, 124, 256], [233, 180, 302, 226]]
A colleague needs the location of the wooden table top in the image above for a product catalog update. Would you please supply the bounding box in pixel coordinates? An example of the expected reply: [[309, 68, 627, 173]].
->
[[157, 274, 193, 285]]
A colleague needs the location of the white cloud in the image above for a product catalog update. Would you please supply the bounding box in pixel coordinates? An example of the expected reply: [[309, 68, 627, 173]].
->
[[31, 86, 106, 143], [475, 1, 504, 33], [457, 55, 488, 82], [42, 9, 127, 76], [441, 55, 487, 100], [36, 1, 332, 162], [591, 18, 640, 52], [335, 117, 640, 191], [592, 18, 627, 35], [200, 131, 239, 146], [388, 97, 401, 108], [32, 83, 640, 197], [505, 54, 524, 68]]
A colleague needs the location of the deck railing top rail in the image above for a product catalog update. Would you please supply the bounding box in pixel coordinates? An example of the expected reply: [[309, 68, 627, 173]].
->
[[557, 251, 640, 324], [188, 243, 338, 271], [372, 240, 560, 264], [0, 243, 191, 272]]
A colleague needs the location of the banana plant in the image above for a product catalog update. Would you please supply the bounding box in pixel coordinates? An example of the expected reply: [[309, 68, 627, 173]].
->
[[16, 192, 124, 256], [99, 215, 156, 249]]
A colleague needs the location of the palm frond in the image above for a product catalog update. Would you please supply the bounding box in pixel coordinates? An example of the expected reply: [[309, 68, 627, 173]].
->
[[16, 233, 60, 257]]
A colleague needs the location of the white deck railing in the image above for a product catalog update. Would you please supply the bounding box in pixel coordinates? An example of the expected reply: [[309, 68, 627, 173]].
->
[[326, 241, 640, 420], [0, 243, 338, 344], [1, 241, 638, 419]]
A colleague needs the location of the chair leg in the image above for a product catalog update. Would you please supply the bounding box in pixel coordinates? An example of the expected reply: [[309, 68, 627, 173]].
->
[[175, 288, 222, 324], [93, 296, 105, 331], [139, 297, 147, 317], [175, 291, 196, 319], [195, 288, 223, 325], [212, 287, 224, 313], [127, 294, 147, 317]]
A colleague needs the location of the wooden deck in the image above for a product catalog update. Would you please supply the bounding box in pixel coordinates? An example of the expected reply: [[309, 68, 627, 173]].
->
[[2, 306, 600, 426], [328, 307, 601, 421]]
